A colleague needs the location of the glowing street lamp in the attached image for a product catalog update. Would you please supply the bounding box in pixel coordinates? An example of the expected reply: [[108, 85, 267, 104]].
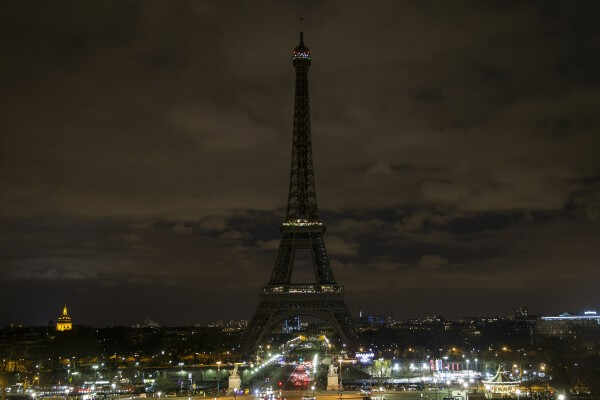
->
[[338, 358, 344, 395], [216, 361, 222, 396]]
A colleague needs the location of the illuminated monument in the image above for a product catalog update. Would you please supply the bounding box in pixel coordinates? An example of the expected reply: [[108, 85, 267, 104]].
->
[[244, 33, 358, 353], [56, 304, 72, 332]]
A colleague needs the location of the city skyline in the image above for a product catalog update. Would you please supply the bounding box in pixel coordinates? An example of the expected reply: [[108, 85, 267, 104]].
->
[[10, 301, 600, 329], [2, 2, 600, 326]]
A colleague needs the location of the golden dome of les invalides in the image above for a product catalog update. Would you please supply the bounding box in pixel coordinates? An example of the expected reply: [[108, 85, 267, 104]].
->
[[56, 304, 72, 332]]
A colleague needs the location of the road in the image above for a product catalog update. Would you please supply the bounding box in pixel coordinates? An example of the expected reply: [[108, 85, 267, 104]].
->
[[148, 390, 461, 400]]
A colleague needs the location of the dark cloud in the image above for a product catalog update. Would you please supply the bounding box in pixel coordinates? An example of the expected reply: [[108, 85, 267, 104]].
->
[[2, 1, 600, 325]]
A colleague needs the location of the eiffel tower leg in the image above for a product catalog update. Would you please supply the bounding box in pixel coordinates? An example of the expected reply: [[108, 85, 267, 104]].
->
[[332, 307, 359, 348], [269, 234, 295, 285], [243, 305, 300, 355], [319, 310, 350, 346], [243, 302, 274, 355], [311, 233, 335, 283]]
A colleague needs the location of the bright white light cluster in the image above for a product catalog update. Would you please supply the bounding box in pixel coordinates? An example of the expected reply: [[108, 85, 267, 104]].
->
[[282, 219, 323, 227], [292, 51, 311, 60], [250, 353, 281, 374]]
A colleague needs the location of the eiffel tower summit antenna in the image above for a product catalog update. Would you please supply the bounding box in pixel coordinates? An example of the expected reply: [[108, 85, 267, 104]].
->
[[243, 33, 358, 355]]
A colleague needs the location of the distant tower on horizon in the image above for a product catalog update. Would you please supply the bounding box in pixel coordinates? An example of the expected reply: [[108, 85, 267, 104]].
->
[[56, 304, 73, 331]]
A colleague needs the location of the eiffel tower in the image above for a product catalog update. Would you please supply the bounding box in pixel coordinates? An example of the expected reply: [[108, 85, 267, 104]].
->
[[243, 33, 358, 354]]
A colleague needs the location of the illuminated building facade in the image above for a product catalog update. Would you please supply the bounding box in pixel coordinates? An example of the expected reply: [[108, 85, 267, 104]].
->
[[243, 33, 357, 353], [56, 304, 73, 331], [537, 310, 600, 337]]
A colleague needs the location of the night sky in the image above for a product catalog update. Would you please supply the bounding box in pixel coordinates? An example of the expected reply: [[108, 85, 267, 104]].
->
[[2, 1, 600, 326]]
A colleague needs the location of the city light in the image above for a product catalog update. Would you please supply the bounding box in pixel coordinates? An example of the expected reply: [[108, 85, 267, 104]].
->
[[356, 351, 375, 364]]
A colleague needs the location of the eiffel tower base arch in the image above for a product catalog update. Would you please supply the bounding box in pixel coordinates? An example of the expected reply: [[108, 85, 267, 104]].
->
[[243, 290, 358, 355]]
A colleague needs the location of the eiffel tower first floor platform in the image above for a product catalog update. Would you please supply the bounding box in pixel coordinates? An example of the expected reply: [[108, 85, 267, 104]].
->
[[243, 284, 358, 355]]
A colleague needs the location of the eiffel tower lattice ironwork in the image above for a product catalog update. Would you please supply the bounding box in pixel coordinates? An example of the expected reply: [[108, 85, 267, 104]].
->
[[243, 33, 358, 354]]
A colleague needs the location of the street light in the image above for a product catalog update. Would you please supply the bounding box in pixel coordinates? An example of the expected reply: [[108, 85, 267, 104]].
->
[[216, 361, 222, 396], [338, 358, 343, 398], [466, 359, 470, 381]]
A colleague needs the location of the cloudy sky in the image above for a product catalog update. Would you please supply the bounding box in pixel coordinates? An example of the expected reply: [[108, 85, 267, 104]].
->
[[2, 1, 600, 326]]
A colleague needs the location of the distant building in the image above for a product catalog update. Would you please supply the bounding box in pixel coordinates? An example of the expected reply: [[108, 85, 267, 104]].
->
[[356, 311, 386, 329], [56, 305, 73, 331], [537, 310, 600, 337], [283, 315, 302, 333], [143, 318, 161, 328], [223, 319, 248, 332], [132, 318, 161, 328], [514, 306, 529, 319], [204, 319, 248, 332]]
